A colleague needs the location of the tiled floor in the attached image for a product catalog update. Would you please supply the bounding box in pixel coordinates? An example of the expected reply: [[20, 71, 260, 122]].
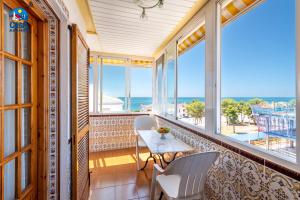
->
[[89, 148, 156, 200]]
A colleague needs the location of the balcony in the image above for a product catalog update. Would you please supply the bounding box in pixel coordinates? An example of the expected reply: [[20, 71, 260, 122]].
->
[[85, 0, 300, 199], [1, 0, 300, 199]]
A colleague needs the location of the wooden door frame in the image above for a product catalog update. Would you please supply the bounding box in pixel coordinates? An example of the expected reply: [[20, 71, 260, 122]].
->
[[1, 0, 69, 199], [0, 0, 48, 199], [21, 1, 49, 200], [36, 19, 49, 200], [3, 1, 50, 199]]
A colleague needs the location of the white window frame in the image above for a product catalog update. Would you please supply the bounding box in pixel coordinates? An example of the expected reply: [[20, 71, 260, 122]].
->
[[296, 0, 300, 166], [91, 56, 153, 114], [215, 0, 300, 169], [163, 42, 178, 118], [155, 0, 300, 172]]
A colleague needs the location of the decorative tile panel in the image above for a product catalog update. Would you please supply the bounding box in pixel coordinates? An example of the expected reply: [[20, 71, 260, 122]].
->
[[89, 115, 148, 152], [89, 114, 300, 199], [155, 116, 300, 200]]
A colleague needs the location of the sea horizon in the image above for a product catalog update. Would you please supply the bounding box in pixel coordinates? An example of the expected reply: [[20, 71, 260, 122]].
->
[[118, 97, 295, 111]]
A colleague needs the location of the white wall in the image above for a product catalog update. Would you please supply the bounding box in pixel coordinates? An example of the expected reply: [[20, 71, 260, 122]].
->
[[87, 33, 102, 52], [62, 0, 88, 38]]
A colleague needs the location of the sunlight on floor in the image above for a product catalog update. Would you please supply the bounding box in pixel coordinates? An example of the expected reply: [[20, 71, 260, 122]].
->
[[89, 148, 154, 200], [104, 155, 136, 166], [89, 158, 105, 169], [89, 152, 150, 169]]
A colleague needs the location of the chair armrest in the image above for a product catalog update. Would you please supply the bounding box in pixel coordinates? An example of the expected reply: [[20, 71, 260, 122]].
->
[[153, 164, 165, 174], [151, 164, 164, 182]]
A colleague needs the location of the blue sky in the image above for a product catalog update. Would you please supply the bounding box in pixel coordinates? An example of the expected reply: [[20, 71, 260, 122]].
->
[[93, 0, 296, 98], [221, 0, 295, 97], [130, 67, 152, 97], [101, 66, 152, 97], [178, 0, 296, 97], [178, 41, 205, 97]]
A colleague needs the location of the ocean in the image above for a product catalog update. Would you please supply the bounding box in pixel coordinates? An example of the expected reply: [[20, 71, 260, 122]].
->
[[125, 97, 295, 112]]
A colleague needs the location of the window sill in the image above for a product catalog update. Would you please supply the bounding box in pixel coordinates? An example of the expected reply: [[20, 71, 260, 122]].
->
[[159, 114, 206, 134], [89, 112, 150, 117], [155, 114, 300, 178]]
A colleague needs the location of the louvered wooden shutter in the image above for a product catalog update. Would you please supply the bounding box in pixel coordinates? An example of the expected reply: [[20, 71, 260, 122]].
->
[[71, 24, 90, 200]]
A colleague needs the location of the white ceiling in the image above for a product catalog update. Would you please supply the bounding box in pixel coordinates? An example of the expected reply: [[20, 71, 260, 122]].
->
[[88, 0, 199, 57]]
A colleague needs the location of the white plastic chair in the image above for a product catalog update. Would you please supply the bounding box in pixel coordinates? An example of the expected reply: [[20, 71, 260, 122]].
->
[[134, 115, 157, 170], [150, 152, 220, 200]]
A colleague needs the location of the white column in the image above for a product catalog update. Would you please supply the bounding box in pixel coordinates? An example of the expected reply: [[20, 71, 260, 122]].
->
[[175, 40, 179, 119], [59, 19, 70, 200], [205, 0, 221, 135], [93, 58, 99, 113], [100, 58, 103, 112], [125, 67, 131, 111], [152, 63, 157, 114], [163, 50, 167, 116]]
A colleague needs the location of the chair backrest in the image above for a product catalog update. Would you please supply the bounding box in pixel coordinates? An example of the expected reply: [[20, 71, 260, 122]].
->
[[164, 152, 220, 198], [134, 115, 157, 131]]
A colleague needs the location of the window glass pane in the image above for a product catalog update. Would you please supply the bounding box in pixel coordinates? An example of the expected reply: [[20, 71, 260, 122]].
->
[[130, 67, 152, 112], [21, 26, 31, 60], [221, 0, 296, 160], [4, 159, 16, 200], [102, 65, 126, 112], [156, 60, 163, 113], [22, 64, 31, 103], [89, 63, 94, 112], [21, 152, 31, 191], [165, 46, 176, 116], [4, 58, 17, 105], [4, 110, 17, 157], [4, 5, 16, 55], [177, 40, 205, 128], [21, 108, 31, 147]]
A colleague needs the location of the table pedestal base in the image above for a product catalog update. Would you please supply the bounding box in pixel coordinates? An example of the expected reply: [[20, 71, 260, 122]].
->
[[140, 152, 178, 170]]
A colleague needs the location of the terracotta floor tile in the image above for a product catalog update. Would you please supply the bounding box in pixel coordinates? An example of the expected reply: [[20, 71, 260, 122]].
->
[[91, 173, 116, 189], [137, 183, 150, 198], [90, 187, 115, 200], [115, 183, 139, 200], [115, 172, 138, 186], [90, 148, 158, 200]]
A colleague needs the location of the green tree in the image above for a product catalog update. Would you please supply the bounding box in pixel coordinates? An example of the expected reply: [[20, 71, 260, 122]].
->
[[237, 101, 252, 124], [289, 99, 296, 107], [247, 98, 265, 106], [222, 99, 243, 133], [224, 104, 239, 133], [186, 100, 205, 125], [221, 99, 237, 125], [226, 105, 239, 133]]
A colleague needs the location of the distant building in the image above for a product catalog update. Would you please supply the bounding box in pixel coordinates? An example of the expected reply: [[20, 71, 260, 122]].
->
[[101, 95, 124, 112], [177, 104, 188, 118]]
